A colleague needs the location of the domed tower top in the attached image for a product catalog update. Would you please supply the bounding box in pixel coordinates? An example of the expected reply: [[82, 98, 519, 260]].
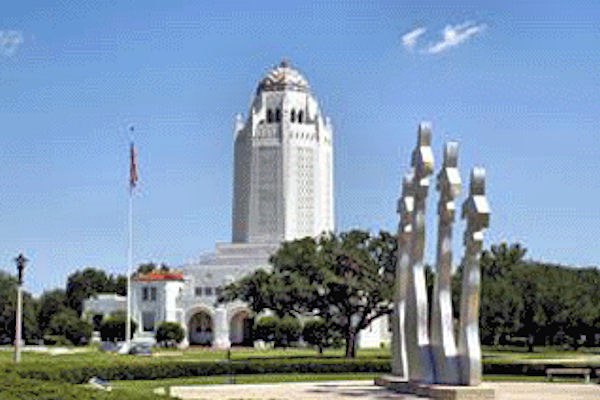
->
[[257, 59, 310, 94]]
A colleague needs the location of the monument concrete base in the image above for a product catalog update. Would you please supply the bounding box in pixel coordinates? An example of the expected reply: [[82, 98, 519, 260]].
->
[[375, 375, 495, 400]]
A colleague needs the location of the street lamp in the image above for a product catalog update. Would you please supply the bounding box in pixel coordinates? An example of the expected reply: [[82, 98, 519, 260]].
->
[[14, 253, 28, 363]]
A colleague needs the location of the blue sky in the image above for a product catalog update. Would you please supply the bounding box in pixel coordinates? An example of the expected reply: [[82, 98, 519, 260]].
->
[[1, 1, 599, 294]]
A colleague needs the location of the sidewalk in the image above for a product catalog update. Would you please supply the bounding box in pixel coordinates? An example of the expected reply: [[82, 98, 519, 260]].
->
[[168, 380, 600, 400]]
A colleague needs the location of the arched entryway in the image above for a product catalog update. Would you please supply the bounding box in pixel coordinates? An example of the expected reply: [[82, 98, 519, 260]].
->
[[189, 311, 213, 345], [229, 309, 253, 346]]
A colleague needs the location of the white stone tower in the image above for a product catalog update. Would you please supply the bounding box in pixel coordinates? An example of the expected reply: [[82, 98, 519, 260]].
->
[[232, 60, 334, 244]]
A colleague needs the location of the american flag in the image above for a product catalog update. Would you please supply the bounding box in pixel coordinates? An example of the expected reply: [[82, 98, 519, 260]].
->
[[129, 141, 138, 190]]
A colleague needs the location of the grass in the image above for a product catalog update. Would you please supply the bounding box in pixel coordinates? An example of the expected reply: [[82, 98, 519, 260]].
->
[[2, 344, 599, 399], [110, 372, 593, 398], [110, 372, 381, 397], [0, 345, 388, 363]]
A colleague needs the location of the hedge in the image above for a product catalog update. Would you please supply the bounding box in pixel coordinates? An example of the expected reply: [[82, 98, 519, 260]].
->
[[11, 358, 391, 384], [7, 356, 600, 385]]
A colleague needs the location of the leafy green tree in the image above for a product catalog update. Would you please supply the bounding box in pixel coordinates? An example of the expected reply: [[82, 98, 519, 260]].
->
[[218, 270, 277, 316], [222, 230, 397, 357], [111, 274, 128, 296], [0, 271, 40, 343], [137, 262, 170, 274], [155, 322, 185, 347], [65, 268, 112, 316], [47, 309, 92, 345], [302, 318, 339, 354], [479, 243, 528, 346], [99, 311, 137, 342], [38, 289, 68, 334]]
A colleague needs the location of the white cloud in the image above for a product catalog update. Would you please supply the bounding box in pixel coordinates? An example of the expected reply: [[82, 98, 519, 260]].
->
[[425, 21, 485, 54], [401, 27, 426, 50], [0, 30, 24, 57]]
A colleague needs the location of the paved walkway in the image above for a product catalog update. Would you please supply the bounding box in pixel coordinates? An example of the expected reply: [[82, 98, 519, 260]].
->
[[168, 380, 600, 400]]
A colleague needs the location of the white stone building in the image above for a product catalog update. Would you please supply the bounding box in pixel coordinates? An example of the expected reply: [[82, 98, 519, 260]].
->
[[86, 61, 389, 349]]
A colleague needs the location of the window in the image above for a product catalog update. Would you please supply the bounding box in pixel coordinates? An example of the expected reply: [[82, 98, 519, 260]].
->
[[204, 287, 213, 296], [150, 287, 157, 301], [290, 109, 296, 123], [267, 109, 273, 123], [142, 311, 155, 332], [215, 287, 223, 297], [195, 287, 202, 297], [298, 111, 304, 123], [142, 287, 148, 301], [275, 108, 281, 122]]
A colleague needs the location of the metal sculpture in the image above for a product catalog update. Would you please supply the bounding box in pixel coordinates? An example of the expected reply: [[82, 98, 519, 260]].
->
[[391, 123, 490, 388], [391, 171, 414, 377], [405, 123, 435, 383], [431, 142, 462, 384], [458, 167, 490, 385]]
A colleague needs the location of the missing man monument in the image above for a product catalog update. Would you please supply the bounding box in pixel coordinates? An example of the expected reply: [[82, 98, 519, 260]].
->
[[377, 123, 494, 399]]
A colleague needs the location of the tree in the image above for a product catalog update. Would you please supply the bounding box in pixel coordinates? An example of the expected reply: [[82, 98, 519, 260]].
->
[[65, 268, 112, 316], [302, 318, 339, 354], [137, 262, 170, 275], [111, 274, 128, 296], [155, 322, 185, 347], [47, 309, 92, 345], [221, 230, 397, 357], [0, 271, 40, 344], [38, 289, 68, 334], [479, 243, 528, 346], [99, 311, 137, 342], [218, 270, 277, 316]]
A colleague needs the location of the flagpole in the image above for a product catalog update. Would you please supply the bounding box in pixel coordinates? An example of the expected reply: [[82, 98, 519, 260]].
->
[[126, 126, 136, 350], [126, 182, 133, 347]]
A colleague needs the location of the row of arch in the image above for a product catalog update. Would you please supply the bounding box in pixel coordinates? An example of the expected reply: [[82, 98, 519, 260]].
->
[[188, 309, 253, 346], [266, 108, 306, 124]]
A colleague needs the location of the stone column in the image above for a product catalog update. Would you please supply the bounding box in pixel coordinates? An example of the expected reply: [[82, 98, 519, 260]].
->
[[405, 123, 435, 383], [458, 167, 490, 386], [213, 305, 231, 349], [431, 142, 462, 384], [391, 171, 414, 378]]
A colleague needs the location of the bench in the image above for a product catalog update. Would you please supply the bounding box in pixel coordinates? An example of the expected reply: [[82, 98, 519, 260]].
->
[[545, 368, 591, 383]]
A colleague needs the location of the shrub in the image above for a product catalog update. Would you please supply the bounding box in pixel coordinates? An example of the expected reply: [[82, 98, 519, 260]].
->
[[100, 311, 137, 342], [302, 318, 338, 354], [155, 322, 185, 347], [47, 309, 92, 345], [275, 316, 301, 347], [254, 316, 278, 343], [253, 316, 301, 347]]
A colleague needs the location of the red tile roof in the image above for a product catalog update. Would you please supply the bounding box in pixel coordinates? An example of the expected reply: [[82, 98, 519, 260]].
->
[[133, 271, 184, 282]]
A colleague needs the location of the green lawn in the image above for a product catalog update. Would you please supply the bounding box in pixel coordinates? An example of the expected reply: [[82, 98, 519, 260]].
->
[[2, 345, 599, 366], [2, 346, 598, 400], [110, 372, 589, 398], [0, 345, 389, 366], [110, 372, 381, 397]]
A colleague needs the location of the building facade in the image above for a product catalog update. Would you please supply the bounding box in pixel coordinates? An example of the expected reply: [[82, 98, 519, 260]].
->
[[85, 61, 389, 349]]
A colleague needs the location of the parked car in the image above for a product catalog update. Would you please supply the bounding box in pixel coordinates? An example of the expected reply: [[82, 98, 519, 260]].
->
[[99, 341, 118, 352], [129, 342, 152, 356]]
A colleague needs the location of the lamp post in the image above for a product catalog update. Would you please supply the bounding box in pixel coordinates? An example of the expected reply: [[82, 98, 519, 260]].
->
[[14, 253, 28, 363]]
